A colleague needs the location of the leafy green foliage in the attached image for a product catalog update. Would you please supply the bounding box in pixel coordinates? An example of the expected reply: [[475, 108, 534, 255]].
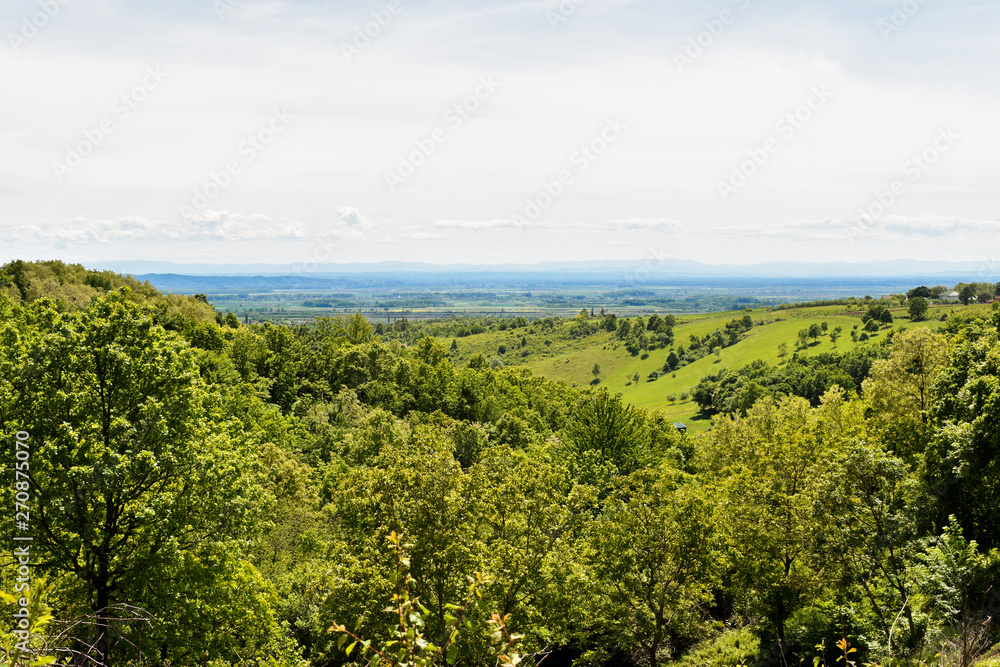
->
[[0, 581, 56, 667], [690, 344, 885, 415], [0, 293, 286, 665], [587, 470, 716, 666], [2, 266, 1000, 667], [328, 532, 520, 667], [559, 390, 650, 478], [924, 316, 1000, 550]]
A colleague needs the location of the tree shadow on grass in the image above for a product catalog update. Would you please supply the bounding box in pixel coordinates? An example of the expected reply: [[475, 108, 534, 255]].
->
[[689, 410, 713, 423]]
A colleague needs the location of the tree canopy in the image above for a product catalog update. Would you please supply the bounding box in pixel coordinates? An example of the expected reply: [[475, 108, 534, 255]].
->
[[1, 264, 999, 667]]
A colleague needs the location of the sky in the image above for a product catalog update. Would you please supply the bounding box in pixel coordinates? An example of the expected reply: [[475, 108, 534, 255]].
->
[[2, 0, 999, 269]]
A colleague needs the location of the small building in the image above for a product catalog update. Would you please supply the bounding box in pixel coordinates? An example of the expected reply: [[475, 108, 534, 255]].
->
[[880, 295, 895, 301], [941, 291, 960, 301], [673, 422, 687, 434]]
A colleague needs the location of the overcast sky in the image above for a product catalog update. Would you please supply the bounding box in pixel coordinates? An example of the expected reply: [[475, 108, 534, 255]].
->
[[2, 0, 999, 268]]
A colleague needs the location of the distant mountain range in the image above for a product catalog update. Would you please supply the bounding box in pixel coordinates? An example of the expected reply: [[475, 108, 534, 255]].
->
[[92, 258, 1000, 279]]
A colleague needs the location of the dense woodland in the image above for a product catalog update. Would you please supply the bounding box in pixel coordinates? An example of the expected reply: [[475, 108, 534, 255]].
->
[[1, 261, 999, 667]]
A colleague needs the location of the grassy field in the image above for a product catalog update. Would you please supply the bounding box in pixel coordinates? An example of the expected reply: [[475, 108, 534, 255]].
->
[[446, 301, 995, 432]]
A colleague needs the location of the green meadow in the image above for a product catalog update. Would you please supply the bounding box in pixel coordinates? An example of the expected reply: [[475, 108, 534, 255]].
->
[[447, 301, 994, 432]]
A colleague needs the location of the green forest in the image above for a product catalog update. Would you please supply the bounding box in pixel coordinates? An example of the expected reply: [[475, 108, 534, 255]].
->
[[2, 261, 1000, 667]]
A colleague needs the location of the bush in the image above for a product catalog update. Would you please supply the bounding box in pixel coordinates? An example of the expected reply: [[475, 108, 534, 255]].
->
[[667, 393, 677, 402], [680, 391, 690, 401], [669, 627, 758, 667]]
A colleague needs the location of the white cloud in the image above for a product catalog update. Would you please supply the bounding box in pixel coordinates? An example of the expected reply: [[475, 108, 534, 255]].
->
[[433, 218, 684, 234], [878, 215, 1000, 237], [712, 219, 847, 240], [183, 210, 307, 240], [336, 206, 377, 229], [710, 216, 1000, 244], [604, 218, 683, 232], [405, 232, 449, 240], [0, 211, 306, 245], [434, 219, 519, 230]]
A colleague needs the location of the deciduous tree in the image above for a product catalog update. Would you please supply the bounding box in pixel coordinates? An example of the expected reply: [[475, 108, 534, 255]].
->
[[908, 296, 929, 321], [588, 470, 715, 667], [1, 294, 276, 666]]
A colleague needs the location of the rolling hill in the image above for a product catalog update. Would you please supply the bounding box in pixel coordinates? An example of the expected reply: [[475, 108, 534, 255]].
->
[[444, 300, 993, 431]]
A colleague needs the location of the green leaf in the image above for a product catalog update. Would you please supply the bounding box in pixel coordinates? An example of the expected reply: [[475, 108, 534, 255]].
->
[[446, 645, 459, 664], [345, 641, 357, 657]]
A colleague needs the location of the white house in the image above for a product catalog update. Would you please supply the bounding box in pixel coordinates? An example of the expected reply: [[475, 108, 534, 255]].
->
[[941, 290, 960, 301]]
